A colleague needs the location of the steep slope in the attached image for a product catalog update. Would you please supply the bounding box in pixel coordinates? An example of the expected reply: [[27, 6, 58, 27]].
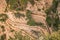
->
[[0, 0, 60, 40]]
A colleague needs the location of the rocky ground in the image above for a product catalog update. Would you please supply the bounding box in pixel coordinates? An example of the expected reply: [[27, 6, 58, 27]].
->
[[0, 0, 60, 40]]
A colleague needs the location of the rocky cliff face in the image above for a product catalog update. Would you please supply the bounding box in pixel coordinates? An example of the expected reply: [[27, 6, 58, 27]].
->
[[0, 0, 60, 40], [0, 0, 7, 13]]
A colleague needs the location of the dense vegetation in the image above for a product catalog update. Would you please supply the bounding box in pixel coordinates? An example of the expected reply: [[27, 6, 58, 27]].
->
[[45, 31, 60, 40], [14, 12, 25, 18], [0, 29, 35, 40], [0, 14, 8, 22], [45, 0, 60, 31], [5, 0, 35, 11]]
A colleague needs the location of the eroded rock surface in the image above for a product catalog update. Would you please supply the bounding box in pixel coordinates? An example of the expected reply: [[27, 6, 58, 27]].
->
[[0, 0, 7, 13], [0, 0, 59, 40]]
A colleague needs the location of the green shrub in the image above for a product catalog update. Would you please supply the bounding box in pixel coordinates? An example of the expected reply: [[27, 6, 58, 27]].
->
[[0, 34, 6, 40], [0, 14, 8, 22], [45, 0, 59, 31], [8, 31, 33, 40], [45, 31, 60, 40], [5, 0, 36, 11], [5, 0, 28, 10], [14, 12, 25, 18], [0, 26, 5, 32], [26, 10, 44, 26], [29, 0, 35, 5]]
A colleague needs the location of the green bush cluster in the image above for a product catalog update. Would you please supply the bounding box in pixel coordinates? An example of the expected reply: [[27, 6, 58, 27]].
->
[[26, 10, 44, 26], [0, 14, 8, 22], [45, 0, 60, 31], [5, 0, 35, 11], [0, 31, 34, 40], [0, 34, 6, 40], [8, 31, 34, 40], [5, 0, 27, 10], [14, 12, 25, 18], [45, 31, 60, 40], [0, 25, 5, 32]]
